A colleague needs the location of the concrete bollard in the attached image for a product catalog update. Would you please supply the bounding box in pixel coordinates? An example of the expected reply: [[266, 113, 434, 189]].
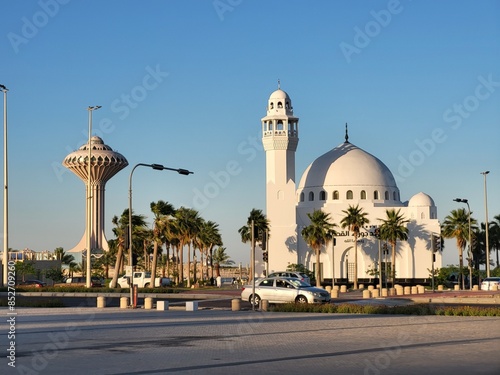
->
[[438, 285, 444, 291], [359, 284, 364, 290], [331, 289, 339, 299], [362, 289, 371, 299], [454, 285, 460, 291], [144, 297, 153, 310], [333, 285, 340, 291], [340, 285, 347, 293], [396, 287, 404, 296], [231, 298, 241, 311], [186, 301, 198, 311], [472, 285, 479, 291], [368, 285, 374, 291], [157, 301, 169, 311], [381, 288, 388, 297], [371, 289, 380, 298], [389, 287, 396, 296], [492, 284, 498, 291], [97, 296, 106, 308], [404, 286, 411, 295], [326, 286, 332, 293], [261, 299, 269, 311], [411, 286, 418, 295], [120, 297, 129, 308], [417, 285, 425, 294]]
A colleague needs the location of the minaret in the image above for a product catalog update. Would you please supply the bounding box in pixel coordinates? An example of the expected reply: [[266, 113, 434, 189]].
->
[[261, 84, 299, 274], [63, 136, 128, 254]]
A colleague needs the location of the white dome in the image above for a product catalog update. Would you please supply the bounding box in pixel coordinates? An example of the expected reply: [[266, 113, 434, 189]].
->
[[269, 89, 290, 100], [298, 142, 398, 190], [408, 192, 435, 207]]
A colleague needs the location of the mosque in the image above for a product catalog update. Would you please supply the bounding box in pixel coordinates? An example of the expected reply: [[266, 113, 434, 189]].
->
[[258, 86, 441, 285]]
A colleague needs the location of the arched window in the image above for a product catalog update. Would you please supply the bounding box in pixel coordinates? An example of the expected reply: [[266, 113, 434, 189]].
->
[[320, 191, 326, 201], [384, 191, 389, 200], [421, 212, 425, 219], [300, 192, 304, 202], [393, 191, 397, 200], [309, 192, 314, 201], [333, 190, 339, 200], [278, 101, 283, 108], [277, 120, 284, 130], [346, 190, 353, 199], [285, 101, 290, 109], [270, 103, 274, 109], [374, 191, 379, 200], [360, 190, 366, 199]]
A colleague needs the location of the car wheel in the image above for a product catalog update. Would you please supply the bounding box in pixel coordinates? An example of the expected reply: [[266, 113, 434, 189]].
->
[[295, 295, 308, 304], [249, 294, 261, 306]]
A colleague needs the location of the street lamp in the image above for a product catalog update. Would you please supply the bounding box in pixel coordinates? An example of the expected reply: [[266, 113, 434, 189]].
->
[[481, 171, 490, 278], [453, 198, 472, 290], [85, 106, 101, 288], [128, 163, 193, 307], [1, 84, 8, 286]]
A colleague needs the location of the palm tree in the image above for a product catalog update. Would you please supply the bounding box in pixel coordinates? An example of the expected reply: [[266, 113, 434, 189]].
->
[[150, 200, 175, 287], [301, 209, 336, 287], [490, 215, 500, 268], [378, 208, 409, 284], [212, 246, 234, 277], [196, 220, 222, 282], [109, 209, 148, 288], [340, 204, 370, 289], [442, 208, 477, 289], [238, 209, 270, 282], [175, 207, 201, 287]]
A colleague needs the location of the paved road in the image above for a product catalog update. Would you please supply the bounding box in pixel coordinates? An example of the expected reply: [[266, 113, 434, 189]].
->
[[1, 306, 499, 375]]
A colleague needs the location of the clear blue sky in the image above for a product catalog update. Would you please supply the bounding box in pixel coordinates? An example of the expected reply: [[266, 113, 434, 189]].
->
[[1, 0, 499, 268]]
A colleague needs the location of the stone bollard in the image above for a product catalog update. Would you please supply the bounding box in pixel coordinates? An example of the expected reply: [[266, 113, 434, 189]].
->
[[381, 288, 388, 297], [326, 286, 332, 293], [359, 284, 364, 290], [371, 289, 380, 298], [472, 285, 479, 291], [438, 285, 444, 291], [186, 301, 198, 311], [404, 286, 411, 295], [333, 285, 340, 291], [340, 285, 347, 293], [331, 289, 339, 299], [120, 297, 129, 308], [261, 299, 269, 311], [492, 284, 498, 291], [231, 298, 241, 311], [396, 286, 404, 296], [362, 289, 371, 299], [97, 296, 106, 308], [144, 297, 153, 310], [368, 285, 374, 291], [454, 285, 460, 291], [157, 301, 169, 311], [389, 287, 396, 296], [411, 286, 418, 295], [417, 285, 425, 294]]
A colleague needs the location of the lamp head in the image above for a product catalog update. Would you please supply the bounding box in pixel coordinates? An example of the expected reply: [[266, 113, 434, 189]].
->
[[0, 84, 7, 90], [481, 171, 490, 175]]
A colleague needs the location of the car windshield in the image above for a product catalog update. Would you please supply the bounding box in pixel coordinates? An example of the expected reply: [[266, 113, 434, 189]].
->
[[288, 279, 311, 288]]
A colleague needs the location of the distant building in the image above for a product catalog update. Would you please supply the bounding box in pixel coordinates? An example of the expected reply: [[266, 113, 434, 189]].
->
[[258, 86, 441, 284]]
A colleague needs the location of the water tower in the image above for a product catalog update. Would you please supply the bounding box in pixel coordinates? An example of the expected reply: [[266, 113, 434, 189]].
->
[[63, 136, 128, 255]]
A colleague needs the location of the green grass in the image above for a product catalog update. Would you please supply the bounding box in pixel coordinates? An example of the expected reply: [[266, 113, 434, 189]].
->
[[270, 303, 500, 316]]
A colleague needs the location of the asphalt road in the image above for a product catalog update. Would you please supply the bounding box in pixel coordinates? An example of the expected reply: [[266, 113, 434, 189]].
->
[[1, 306, 499, 375]]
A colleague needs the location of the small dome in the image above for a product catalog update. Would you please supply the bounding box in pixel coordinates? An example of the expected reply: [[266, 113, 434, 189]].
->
[[269, 89, 290, 101], [408, 192, 435, 207], [298, 142, 398, 190]]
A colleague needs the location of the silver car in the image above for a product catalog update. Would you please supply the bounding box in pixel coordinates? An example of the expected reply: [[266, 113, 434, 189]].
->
[[268, 271, 311, 285], [480, 277, 500, 291], [241, 277, 330, 305]]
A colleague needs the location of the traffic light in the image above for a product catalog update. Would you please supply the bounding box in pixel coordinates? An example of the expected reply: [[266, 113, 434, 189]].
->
[[432, 234, 441, 252], [262, 251, 268, 263]]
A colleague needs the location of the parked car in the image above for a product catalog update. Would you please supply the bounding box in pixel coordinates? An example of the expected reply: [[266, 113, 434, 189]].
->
[[241, 277, 330, 305], [63, 276, 103, 287], [268, 271, 311, 285], [481, 277, 500, 291], [18, 279, 46, 288]]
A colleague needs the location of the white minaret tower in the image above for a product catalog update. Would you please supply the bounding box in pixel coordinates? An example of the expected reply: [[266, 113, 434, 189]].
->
[[261, 83, 299, 274]]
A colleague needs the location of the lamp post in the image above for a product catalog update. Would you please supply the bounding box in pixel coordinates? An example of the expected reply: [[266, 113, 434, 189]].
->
[[481, 171, 490, 278], [453, 198, 472, 290], [128, 163, 192, 307], [85, 106, 101, 288], [1, 84, 8, 286]]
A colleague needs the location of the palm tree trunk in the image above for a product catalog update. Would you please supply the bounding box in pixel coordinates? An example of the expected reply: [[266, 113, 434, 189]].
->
[[459, 248, 464, 289], [353, 235, 358, 289], [110, 246, 124, 288], [187, 243, 191, 287], [315, 247, 321, 287], [391, 240, 397, 284], [151, 242, 159, 288], [179, 243, 184, 286]]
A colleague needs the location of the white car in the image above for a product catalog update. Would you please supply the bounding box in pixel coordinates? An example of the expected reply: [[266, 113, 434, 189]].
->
[[480, 277, 500, 291], [267, 271, 311, 285], [241, 277, 330, 305]]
